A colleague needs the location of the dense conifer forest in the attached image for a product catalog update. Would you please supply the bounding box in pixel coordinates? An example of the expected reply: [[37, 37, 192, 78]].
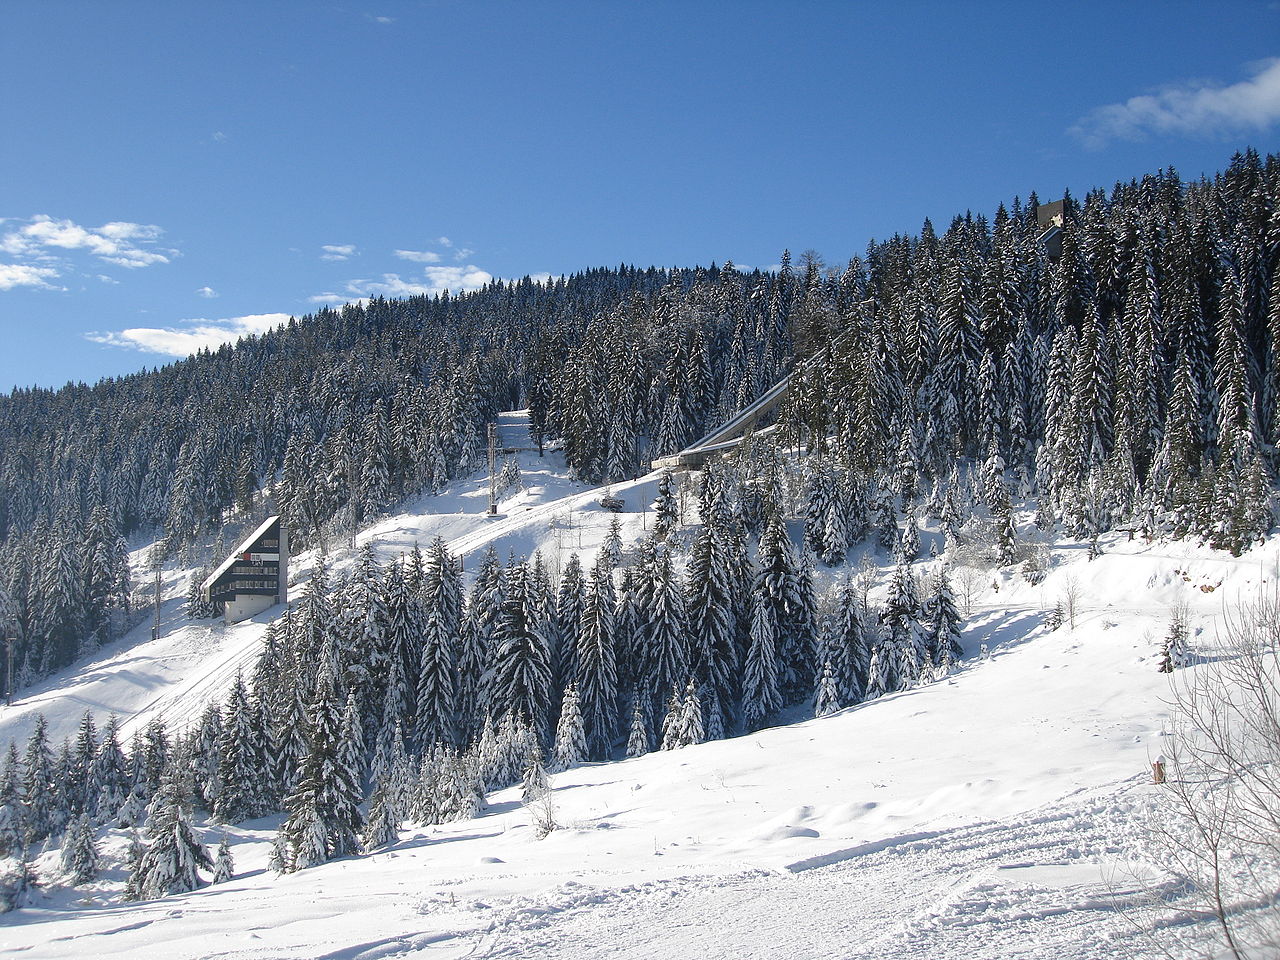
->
[[1, 149, 1278, 893]]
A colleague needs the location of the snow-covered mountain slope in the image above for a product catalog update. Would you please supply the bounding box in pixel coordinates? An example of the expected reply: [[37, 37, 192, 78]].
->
[[0, 411, 665, 749], [1, 410, 1270, 958]]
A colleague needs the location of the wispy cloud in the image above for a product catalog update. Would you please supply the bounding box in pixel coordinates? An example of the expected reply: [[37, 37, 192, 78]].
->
[[320, 244, 357, 261], [196, 286, 218, 298], [1071, 58, 1280, 149], [87, 313, 291, 357], [0, 215, 173, 269], [426, 235, 475, 262], [394, 248, 442, 263], [0, 263, 60, 291], [373, 15, 395, 24], [311, 265, 494, 304]]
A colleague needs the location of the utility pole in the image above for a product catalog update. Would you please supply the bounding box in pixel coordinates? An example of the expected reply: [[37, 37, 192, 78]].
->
[[152, 565, 162, 643], [487, 423, 498, 516], [5, 637, 13, 707]]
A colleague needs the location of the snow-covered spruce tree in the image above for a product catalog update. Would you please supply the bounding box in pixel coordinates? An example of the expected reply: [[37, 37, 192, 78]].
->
[[273, 685, 308, 804], [1157, 607, 1191, 673], [213, 674, 256, 823], [576, 559, 618, 758], [362, 776, 401, 852], [659, 685, 682, 751], [897, 505, 921, 563], [415, 537, 461, 752], [685, 520, 739, 739], [488, 561, 552, 735], [267, 831, 291, 875], [644, 549, 689, 722], [600, 515, 624, 569], [923, 566, 964, 670], [0, 855, 35, 913], [613, 567, 643, 702], [48, 740, 74, 838], [675, 679, 705, 748], [278, 663, 364, 871], [803, 460, 840, 564], [59, 813, 99, 884], [827, 574, 868, 705], [865, 619, 895, 701], [409, 750, 439, 825], [21, 714, 55, 843], [625, 695, 650, 758], [127, 766, 212, 900], [92, 716, 129, 825], [652, 471, 680, 541], [211, 836, 234, 884], [67, 710, 98, 821], [0, 799, 22, 859], [550, 553, 585, 695], [520, 738, 550, 805], [331, 690, 366, 834], [381, 558, 423, 734], [814, 660, 841, 718], [185, 568, 215, 620], [882, 563, 928, 690], [551, 684, 587, 772], [743, 587, 783, 731], [755, 508, 812, 705], [0, 741, 20, 808]]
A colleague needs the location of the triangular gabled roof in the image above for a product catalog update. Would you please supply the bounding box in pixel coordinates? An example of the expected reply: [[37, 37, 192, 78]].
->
[[201, 515, 281, 593]]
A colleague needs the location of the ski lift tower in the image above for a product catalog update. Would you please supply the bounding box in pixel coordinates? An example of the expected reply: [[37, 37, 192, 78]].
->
[[202, 516, 289, 624]]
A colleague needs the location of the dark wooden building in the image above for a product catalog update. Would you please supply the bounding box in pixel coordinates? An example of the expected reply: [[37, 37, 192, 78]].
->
[[202, 515, 288, 624]]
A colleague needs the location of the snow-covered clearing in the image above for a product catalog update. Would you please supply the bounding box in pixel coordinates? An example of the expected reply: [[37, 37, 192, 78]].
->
[[0, 411, 1270, 958]]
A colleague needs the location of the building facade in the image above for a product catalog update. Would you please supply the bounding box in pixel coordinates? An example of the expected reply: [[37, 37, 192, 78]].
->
[[201, 515, 288, 624]]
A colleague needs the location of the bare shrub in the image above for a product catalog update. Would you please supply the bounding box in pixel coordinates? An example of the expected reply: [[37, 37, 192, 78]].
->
[[1060, 575, 1082, 631], [1140, 589, 1280, 958]]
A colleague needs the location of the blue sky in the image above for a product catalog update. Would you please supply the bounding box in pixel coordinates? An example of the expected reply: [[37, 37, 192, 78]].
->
[[2, 1, 1277, 391]]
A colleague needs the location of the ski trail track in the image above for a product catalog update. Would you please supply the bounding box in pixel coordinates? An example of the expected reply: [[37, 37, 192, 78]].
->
[[457, 784, 1186, 960]]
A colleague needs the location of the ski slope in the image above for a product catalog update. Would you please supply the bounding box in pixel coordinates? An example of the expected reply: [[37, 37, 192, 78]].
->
[[0, 411, 667, 747], [0, 409, 1273, 958]]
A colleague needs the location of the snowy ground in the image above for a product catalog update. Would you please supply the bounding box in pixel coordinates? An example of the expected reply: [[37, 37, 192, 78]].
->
[[0, 411, 1268, 958]]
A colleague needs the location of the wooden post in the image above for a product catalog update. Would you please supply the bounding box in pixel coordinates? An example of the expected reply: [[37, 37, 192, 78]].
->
[[4, 637, 13, 707], [1152, 759, 1166, 784]]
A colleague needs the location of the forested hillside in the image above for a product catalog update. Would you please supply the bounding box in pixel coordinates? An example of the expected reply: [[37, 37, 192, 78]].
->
[[0, 150, 1278, 895], [3, 150, 1277, 689]]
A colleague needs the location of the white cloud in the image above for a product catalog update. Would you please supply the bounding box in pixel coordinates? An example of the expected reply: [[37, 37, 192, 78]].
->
[[321, 244, 357, 261], [307, 293, 349, 305], [196, 286, 218, 298], [343, 266, 494, 299], [0, 263, 60, 290], [97, 221, 162, 242], [1071, 58, 1280, 148], [394, 248, 442, 263], [87, 312, 291, 357], [0, 215, 173, 270], [437, 236, 452, 247], [97, 274, 119, 285], [374, 15, 395, 24], [212, 130, 228, 143]]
